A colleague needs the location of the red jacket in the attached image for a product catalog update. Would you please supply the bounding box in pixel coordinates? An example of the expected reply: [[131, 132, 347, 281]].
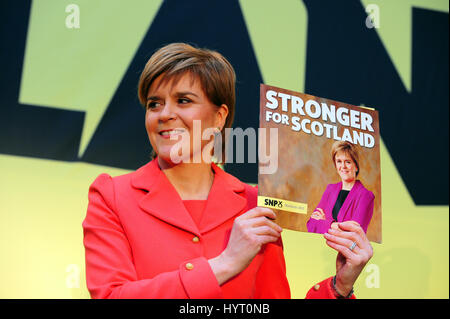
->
[[83, 159, 346, 299]]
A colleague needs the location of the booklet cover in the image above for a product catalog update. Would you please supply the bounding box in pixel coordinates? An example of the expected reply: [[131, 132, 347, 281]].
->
[[258, 84, 382, 243]]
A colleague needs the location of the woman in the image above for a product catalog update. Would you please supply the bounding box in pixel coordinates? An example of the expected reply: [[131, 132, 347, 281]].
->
[[83, 43, 373, 299], [307, 141, 375, 234]]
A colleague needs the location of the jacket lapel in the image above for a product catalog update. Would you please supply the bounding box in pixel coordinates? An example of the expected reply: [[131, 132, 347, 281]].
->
[[199, 163, 247, 233], [131, 160, 200, 236], [131, 160, 247, 236], [338, 180, 361, 220], [328, 182, 342, 219]]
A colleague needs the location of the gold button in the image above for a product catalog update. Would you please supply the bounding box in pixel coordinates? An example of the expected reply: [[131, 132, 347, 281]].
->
[[192, 236, 199, 243], [314, 284, 320, 291], [185, 263, 194, 270]]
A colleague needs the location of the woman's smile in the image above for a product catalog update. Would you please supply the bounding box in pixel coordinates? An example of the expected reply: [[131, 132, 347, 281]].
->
[[158, 128, 187, 139]]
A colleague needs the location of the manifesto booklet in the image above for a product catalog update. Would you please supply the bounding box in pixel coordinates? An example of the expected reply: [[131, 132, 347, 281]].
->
[[258, 84, 382, 243]]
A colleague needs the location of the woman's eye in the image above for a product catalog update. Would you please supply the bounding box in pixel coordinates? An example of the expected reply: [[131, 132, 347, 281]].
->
[[178, 98, 191, 104], [147, 101, 161, 109]]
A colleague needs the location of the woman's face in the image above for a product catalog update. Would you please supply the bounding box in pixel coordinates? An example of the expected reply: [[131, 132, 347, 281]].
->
[[334, 150, 358, 183], [145, 72, 228, 165]]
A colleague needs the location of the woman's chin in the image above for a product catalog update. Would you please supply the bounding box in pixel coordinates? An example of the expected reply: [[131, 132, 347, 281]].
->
[[157, 149, 191, 166], [341, 177, 356, 184], [156, 145, 212, 167]]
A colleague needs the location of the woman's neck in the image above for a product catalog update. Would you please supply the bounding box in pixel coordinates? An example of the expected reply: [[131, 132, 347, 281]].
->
[[158, 157, 215, 200], [342, 179, 356, 191]]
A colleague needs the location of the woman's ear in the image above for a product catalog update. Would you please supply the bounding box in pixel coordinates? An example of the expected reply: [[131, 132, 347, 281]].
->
[[215, 104, 229, 130]]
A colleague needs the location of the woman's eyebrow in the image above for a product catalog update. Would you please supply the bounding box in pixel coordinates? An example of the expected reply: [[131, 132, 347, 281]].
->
[[147, 91, 199, 101], [175, 91, 199, 98], [147, 95, 160, 101]]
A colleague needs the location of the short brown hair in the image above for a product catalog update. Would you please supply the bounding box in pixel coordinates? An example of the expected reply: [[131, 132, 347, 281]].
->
[[331, 141, 360, 176], [138, 43, 236, 161]]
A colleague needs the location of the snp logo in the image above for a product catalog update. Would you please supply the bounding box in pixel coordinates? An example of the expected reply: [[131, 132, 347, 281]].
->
[[264, 199, 283, 208]]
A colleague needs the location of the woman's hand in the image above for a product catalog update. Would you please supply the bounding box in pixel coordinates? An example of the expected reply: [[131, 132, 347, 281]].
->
[[310, 208, 326, 220], [209, 207, 282, 285], [323, 221, 373, 297]]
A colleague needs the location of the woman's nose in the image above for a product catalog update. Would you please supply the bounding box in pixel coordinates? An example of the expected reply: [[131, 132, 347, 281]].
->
[[158, 102, 177, 122]]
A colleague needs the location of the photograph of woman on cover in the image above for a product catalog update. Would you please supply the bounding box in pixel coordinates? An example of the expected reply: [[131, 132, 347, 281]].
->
[[306, 141, 375, 234]]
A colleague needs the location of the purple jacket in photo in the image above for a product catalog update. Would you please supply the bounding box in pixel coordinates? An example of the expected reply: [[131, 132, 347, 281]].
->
[[306, 180, 375, 234]]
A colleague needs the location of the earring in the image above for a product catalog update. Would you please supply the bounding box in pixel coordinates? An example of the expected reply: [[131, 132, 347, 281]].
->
[[211, 127, 222, 164]]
